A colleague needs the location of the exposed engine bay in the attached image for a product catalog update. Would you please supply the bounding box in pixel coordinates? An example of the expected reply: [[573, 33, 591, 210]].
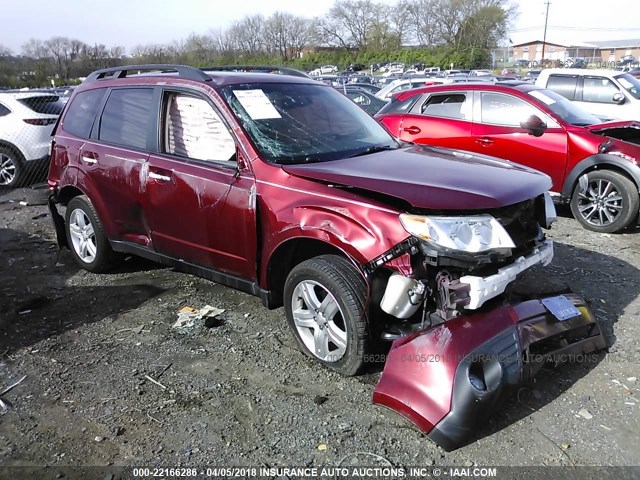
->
[[367, 194, 556, 336]]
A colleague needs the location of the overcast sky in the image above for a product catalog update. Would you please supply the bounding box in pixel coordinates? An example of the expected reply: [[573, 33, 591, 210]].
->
[[1, 0, 639, 54]]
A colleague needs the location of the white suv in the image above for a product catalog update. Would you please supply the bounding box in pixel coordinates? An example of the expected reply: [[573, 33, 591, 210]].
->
[[535, 68, 640, 121], [0, 92, 63, 187]]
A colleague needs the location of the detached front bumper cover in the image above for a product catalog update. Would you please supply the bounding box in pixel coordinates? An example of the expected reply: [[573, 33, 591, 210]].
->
[[373, 293, 606, 451]]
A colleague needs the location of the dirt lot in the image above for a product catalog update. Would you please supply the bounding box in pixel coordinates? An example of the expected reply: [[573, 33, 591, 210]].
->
[[0, 186, 639, 476]]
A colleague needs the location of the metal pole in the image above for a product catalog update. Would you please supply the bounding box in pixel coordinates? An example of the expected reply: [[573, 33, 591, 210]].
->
[[541, 1, 550, 66]]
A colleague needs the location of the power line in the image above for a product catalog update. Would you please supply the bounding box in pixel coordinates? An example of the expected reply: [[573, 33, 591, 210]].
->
[[511, 26, 640, 32]]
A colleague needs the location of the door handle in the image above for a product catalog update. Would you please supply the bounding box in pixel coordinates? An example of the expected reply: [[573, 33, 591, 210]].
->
[[403, 125, 421, 135], [149, 171, 171, 182], [476, 137, 494, 146], [81, 155, 97, 164]]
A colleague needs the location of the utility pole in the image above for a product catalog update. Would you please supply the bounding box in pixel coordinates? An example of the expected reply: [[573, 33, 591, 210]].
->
[[541, 1, 551, 66]]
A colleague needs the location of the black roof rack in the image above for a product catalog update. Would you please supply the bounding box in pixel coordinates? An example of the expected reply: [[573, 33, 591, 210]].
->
[[200, 65, 311, 79], [84, 64, 212, 83]]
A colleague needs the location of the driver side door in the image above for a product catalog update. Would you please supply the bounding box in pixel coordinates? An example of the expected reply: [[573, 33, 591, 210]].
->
[[144, 90, 258, 280]]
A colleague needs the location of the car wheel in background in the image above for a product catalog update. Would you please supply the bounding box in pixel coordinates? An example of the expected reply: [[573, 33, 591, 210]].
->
[[284, 255, 369, 376], [65, 195, 119, 272], [570, 170, 639, 233], [0, 147, 23, 188]]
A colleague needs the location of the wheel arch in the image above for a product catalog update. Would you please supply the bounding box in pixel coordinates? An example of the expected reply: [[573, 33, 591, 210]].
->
[[0, 140, 26, 161], [56, 184, 86, 205], [562, 154, 640, 200], [263, 237, 366, 309]]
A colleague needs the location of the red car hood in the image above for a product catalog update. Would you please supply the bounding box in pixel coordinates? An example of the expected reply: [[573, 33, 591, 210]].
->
[[586, 120, 640, 133], [283, 145, 551, 210]]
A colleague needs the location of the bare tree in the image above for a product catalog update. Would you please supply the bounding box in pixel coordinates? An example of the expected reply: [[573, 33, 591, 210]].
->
[[229, 15, 265, 56], [427, 0, 512, 49], [210, 28, 235, 56], [402, 0, 438, 46], [45, 36, 86, 80], [21, 38, 51, 82], [184, 33, 218, 65], [314, 0, 390, 52], [131, 44, 170, 64], [264, 12, 311, 61]]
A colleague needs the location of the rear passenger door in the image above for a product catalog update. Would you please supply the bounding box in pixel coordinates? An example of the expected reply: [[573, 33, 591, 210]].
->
[[144, 90, 258, 280], [398, 91, 474, 151], [80, 87, 153, 244]]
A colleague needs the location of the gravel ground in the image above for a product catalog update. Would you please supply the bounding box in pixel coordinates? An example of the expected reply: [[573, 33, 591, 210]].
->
[[0, 186, 639, 477]]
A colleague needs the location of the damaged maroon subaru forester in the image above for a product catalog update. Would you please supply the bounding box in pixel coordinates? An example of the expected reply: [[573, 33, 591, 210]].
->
[[47, 65, 605, 450]]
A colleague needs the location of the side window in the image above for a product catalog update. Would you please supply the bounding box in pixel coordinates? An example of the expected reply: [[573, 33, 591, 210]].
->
[[98, 88, 154, 150], [546, 75, 578, 101], [377, 94, 419, 115], [583, 77, 620, 103], [390, 83, 413, 95], [346, 92, 371, 106], [480, 93, 539, 127], [62, 88, 106, 139], [163, 93, 235, 162], [0, 103, 10, 117], [421, 93, 470, 120]]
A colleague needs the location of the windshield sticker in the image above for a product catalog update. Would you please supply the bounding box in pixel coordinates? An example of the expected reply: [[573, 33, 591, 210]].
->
[[529, 90, 556, 105], [233, 90, 281, 120]]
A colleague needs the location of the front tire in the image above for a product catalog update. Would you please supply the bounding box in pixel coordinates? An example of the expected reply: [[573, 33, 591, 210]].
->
[[284, 255, 369, 376], [65, 195, 118, 272], [570, 170, 639, 233]]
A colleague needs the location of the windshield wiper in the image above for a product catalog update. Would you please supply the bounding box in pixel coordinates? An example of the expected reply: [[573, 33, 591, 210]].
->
[[348, 144, 398, 158]]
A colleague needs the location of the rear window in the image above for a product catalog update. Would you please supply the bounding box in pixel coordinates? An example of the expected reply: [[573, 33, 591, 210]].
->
[[98, 88, 154, 150], [18, 96, 65, 115], [546, 75, 578, 101], [63, 88, 107, 138]]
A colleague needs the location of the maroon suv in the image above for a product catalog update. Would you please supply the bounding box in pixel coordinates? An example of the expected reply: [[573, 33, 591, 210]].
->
[[47, 65, 604, 450], [375, 82, 640, 233]]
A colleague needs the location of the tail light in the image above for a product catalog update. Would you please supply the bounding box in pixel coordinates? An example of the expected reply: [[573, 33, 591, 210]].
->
[[23, 118, 57, 126]]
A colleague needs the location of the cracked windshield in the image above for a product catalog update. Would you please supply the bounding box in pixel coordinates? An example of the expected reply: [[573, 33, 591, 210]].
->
[[221, 83, 397, 164]]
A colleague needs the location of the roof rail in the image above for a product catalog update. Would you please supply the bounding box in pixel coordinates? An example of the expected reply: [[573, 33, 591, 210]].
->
[[84, 64, 211, 83], [200, 65, 311, 79]]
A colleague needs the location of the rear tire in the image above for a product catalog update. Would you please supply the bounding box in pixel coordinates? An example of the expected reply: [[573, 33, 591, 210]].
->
[[570, 170, 639, 233], [284, 255, 369, 376], [65, 195, 118, 272], [0, 147, 24, 188]]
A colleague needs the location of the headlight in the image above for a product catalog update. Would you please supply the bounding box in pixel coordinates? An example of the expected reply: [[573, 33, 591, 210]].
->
[[399, 214, 515, 253]]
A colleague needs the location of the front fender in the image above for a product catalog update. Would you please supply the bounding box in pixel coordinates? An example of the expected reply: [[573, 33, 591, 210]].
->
[[562, 154, 640, 199], [260, 203, 408, 286]]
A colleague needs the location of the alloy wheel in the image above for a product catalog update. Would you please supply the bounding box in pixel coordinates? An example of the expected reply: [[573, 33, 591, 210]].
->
[[291, 280, 348, 362], [68, 208, 97, 263], [0, 153, 16, 186], [576, 178, 623, 227]]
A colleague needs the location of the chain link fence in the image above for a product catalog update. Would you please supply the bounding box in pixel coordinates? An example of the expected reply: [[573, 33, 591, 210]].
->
[[0, 87, 73, 190]]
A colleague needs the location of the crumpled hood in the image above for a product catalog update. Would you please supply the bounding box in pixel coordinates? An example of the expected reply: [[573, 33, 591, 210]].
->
[[586, 120, 640, 134], [283, 145, 551, 210]]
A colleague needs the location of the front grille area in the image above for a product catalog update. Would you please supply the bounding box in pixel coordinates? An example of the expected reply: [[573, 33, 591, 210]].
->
[[487, 198, 542, 255]]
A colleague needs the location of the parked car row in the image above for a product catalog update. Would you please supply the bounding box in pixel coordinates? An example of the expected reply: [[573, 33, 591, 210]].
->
[[46, 64, 606, 451]]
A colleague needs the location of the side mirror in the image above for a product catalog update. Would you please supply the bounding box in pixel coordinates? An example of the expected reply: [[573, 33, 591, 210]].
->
[[520, 115, 547, 137], [613, 92, 626, 104]]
